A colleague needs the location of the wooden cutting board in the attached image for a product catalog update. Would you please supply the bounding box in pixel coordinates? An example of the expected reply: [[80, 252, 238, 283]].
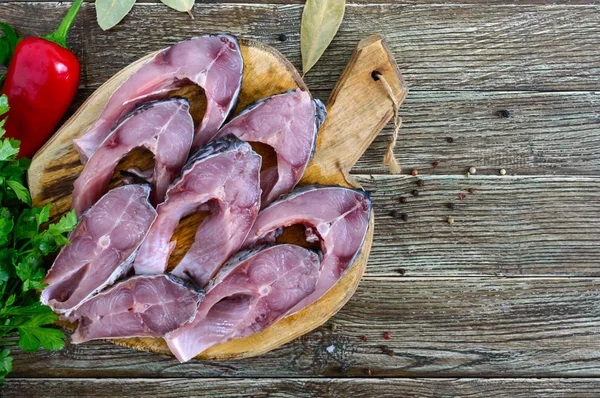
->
[[28, 35, 407, 360]]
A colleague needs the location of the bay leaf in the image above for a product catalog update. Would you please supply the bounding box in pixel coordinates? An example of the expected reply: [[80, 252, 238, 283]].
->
[[96, 0, 136, 31], [301, 0, 346, 75], [160, 0, 195, 13]]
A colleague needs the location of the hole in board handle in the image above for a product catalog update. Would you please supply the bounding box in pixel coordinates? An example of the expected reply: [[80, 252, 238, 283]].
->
[[371, 70, 381, 81]]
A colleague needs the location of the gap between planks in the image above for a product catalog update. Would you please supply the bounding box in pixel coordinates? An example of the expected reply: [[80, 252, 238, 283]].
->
[[5, 378, 600, 398]]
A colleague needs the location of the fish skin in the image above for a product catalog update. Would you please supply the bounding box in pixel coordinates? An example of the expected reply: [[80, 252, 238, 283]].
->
[[243, 185, 371, 316], [74, 35, 243, 162], [71, 98, 194, 216], [215, 89, 325, 206], [41, 185, 158, 315], [67, 274, 203, 344], [165, 244, 321, 363], [133, 135, 261, 288]]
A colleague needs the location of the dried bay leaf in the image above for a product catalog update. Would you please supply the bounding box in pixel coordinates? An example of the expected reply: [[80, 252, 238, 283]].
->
[[96, 0, 136, 31], [160, 0, 195, 13], [301, 0, 346, 75]]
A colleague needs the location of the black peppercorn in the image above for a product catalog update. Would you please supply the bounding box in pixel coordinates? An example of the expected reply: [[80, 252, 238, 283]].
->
[[446, 137, 454, 143], [381, 345, 395, 356], [411, 190, 419, 197], [498, 109, 510, 118], [278, 33, 288, 42], [399, 197, 407, 204], [417, 180, 425, 187], [390, 209, 400, 218], [447, 203, 455, 210], [400, 213, 408, 221]]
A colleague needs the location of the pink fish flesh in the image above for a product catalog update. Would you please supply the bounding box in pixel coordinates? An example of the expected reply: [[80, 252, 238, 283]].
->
[[71, 98, 194, 216], [134, 136, 261, 287], [74, 35, 243, 162], [165, 244, 321, 362], [41, 185, 158, 314], [215, 89, 325, 205], [67, 275, 202, 344], [243, 186, 371, 315]]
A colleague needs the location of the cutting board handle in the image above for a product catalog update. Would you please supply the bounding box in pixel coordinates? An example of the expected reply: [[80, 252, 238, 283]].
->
[[301, 35, 408, 187]]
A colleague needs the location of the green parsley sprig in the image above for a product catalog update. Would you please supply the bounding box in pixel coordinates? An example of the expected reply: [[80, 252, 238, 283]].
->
[[0, 94, 77, 382]]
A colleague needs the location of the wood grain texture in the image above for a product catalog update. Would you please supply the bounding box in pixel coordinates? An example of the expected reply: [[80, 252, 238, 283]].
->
[[356, 175, 600, 276], [352, 90, 600, 175], [4, 378, 600, 398], [301, 35, 408, 185], [7, 277, 600, 377], [3, 3, 599, 91], [75, 3, 600, 91]]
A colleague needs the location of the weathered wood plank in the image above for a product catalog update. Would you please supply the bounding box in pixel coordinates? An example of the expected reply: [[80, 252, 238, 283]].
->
[[8, 277, 600, 377], [4, 378, 600, 398], [82, 3, 600, 91], [360, 175, 600, 276], [3, 3, 600, 91], [353, 90, 600, 175]]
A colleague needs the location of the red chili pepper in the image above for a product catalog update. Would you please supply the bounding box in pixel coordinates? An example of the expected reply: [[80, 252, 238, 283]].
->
[[1, 0, 82, 158]]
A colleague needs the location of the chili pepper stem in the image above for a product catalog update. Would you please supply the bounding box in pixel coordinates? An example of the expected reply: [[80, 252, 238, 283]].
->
[[41, 0, 83, 49]]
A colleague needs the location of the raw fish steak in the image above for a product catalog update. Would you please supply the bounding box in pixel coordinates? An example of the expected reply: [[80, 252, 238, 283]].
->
[[244, 186, 371, 315], [67, 275, 202, 343], [71, 98, 193, 215], [134, 136, 261, 287], [165, 244, 321, 362], [215, 89, 325, 205], [74, 35, 243, 162], [41, 185, 157, 314]]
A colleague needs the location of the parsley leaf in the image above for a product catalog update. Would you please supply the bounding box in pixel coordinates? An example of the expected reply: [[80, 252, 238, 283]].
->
[[47, 210, 77, 236], [35, 204, 51, 227], [0, 94, 8, 116], [6, 180, 31, 206], [0, 349, 12, 380], [0, 95, 75, 382], [0, 215, 13, 246], [0, 23, 20, 68], [18, 311, 64, 352], [0, 139, 19, 161]]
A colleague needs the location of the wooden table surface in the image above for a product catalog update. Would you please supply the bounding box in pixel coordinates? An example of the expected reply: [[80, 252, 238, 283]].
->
[[2, 1, 600, 397]]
